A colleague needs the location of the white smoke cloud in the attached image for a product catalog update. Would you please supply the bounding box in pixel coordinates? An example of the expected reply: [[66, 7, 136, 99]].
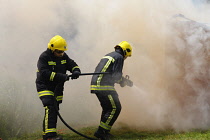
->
[[0, 0, 210, 136]]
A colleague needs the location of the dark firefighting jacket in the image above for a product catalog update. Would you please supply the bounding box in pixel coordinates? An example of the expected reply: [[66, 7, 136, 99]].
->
[[36, 49, 80, 103], [90, 50, 124, 93]]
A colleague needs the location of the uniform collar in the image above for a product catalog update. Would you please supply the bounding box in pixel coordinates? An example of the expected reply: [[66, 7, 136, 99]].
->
[[115, 49, 124, 57], [46, 48, 63, 59]]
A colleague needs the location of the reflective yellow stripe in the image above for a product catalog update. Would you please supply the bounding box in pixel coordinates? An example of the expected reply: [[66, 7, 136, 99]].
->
[[91, 85, 115, 91], [44, 107, 57, 134], [56, 96, 63, 101], [46, 128, 56, 133], [106, 95, 116, 124], [99, 121, 111, 130], [44, 106, 57, 134], [50, 72, 56, 81], [42, 131, 46, 135], [102, 56, 115, 62], [38, 90, 54, 97], [97, 56, 115, 86], [99, 95, 116, 130], [48, 61, 56, 65], [61, 60, 66, 64], [45, 106, 49, 133], [72, 66, 79, 71]]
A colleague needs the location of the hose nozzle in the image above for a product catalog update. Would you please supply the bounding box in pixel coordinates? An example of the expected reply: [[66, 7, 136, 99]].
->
[[125, 75, 133, 87], [120, 75, 133, 87]]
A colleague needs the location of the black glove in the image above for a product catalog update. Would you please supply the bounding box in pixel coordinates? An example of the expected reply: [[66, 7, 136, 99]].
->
[[71, 71, 81, 80], [65, 74, 70, 81]]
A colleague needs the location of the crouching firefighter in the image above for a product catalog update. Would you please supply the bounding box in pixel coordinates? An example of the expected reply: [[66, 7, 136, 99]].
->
[[90, 41, 133, 140], [36, 35, 81, 140]]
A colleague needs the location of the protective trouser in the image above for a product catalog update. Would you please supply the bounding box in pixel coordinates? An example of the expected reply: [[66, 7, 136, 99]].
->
[[96, 90, 121, 131], [40, 94, 60, 140], [42, 105, 59, 140]]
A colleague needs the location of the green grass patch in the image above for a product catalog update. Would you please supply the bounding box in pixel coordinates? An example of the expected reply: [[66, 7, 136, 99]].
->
[[8, 127, 210, 140]]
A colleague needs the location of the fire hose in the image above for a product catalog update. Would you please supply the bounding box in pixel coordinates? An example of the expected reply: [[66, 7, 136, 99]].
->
[[54, 72, 133, 139], [54, 72, 109, 140]]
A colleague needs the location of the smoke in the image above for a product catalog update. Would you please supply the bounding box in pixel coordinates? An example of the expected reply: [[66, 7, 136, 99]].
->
[[0, 0, 210, 136], [116, 1, 210, 132]]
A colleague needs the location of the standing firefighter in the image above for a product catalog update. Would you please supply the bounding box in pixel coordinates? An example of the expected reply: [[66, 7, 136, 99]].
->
[[91, 41, 133, 140], [36, 35, 81, 140]]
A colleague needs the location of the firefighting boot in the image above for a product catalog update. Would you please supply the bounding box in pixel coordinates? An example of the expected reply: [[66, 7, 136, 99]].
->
[[47, 135, 63, 140], [94, 127, 113, 140], [106, 132, 114, 138]]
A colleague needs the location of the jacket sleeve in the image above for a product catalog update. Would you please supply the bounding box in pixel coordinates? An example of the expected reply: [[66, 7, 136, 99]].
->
[[112, 56, 124, 83], [37, 54, 67, 82], [66, 55, 81, 73]]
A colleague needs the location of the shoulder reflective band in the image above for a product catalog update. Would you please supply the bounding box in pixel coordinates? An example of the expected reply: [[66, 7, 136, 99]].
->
[[97, 56, 115, 86], [50, 72, 56, 81], [48, 61, 56, 65], [102, 56, 115, 63]]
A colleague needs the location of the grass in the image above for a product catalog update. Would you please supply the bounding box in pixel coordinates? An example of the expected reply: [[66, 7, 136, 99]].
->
[[8, 126, 210, 140]]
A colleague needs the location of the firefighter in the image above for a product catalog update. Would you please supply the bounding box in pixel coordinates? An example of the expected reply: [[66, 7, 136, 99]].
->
[[36, 35, 81, 140], [90, 41, 133, 140]]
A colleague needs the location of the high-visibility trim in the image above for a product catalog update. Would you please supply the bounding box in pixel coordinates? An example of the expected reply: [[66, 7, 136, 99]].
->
[[90, 85, 115, 91], [72, 66, 80, 71], [106, 95, 116, 124], [56, 96, 63, 101], [43, 107, 57, 135], [37, 69, 39, 72], [102, 56, 115, 63], [42, 131, 46, 135], [50, 72, 56, 81], [96, 56, 115, 86], [99, 121, 111, 130], [48, 61, 56, 65], [38, 90, 54, 97], [61, 60, 66, 64], [44, 106, 49, 134], [46, 128, 56, 133]]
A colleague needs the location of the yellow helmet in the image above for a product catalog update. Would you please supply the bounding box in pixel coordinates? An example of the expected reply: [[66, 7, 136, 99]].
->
[[118, 41, 132, 57], [48, 35, 67, 51]]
